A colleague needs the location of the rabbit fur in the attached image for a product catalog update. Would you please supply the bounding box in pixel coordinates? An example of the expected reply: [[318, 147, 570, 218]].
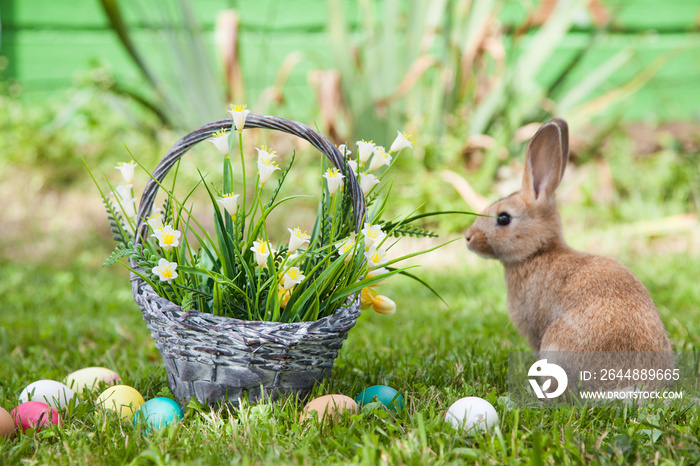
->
[[465, 119, 672, 355]]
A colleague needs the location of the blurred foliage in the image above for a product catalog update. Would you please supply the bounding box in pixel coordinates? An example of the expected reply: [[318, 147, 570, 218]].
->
[[0, 86, 169, 188], [324, 0, 670, 193], [97, 0, 227, 130]]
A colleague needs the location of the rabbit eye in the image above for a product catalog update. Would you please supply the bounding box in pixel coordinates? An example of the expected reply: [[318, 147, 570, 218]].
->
[[497, 213, 511, 226]]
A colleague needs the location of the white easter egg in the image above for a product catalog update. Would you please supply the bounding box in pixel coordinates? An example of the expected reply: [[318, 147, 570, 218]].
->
[[445, 396, 498, 433], [19, 380, 76, 410], [65, 367, 121, 395]]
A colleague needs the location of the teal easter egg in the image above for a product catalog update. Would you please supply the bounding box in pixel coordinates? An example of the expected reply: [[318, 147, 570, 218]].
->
[[133, 397, 183, 431], [355, 385, 404, 411]]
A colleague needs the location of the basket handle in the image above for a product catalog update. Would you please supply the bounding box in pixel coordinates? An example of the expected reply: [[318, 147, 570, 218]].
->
[[133, 114, 367, 246]]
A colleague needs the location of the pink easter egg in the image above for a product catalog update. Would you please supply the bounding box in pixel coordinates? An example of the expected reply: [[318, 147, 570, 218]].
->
[[12, 401, 62, 432]]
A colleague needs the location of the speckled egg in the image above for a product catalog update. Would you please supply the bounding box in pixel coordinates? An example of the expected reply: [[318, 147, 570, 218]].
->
[[0, 406, 16, 439], [133, 397, 184, 431], [445, 396, 498, 433], [301, 394, 357, 422], [355, 385, 405, 412], [96, 385, 145, 420], [19, 380, 76, 410], [12, 401, 61, 432], [65, 367, 121, 395]]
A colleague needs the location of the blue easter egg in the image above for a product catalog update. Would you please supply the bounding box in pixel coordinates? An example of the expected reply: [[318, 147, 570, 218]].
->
[[133, 397, 183, 431], [355, 385, 404, 411]]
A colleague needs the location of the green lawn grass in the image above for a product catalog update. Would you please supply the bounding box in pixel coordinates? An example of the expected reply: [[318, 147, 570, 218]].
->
[[1, 245, 698, 464]]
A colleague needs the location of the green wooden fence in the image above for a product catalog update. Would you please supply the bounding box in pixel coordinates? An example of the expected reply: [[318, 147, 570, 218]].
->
[[1, 0, 700, 122]]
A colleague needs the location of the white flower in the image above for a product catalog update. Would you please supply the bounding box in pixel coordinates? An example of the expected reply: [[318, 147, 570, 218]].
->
[[255, 145, 278, 163], [347, 160, 358, 175], [364, 246, 388, 269], [337, 144, 351, 156], [228, 104, 250, 132], [356, 140, 375, 166], [113, 185, 137, 219], [152, 225, 181, 250], [146, 214, 164, 233], [365, 267, 390, 286], [323, 168, 345, 195], [359, 173, 380, 195], [115, 161, 137, 185], [361, 223, 386, 248], [152, 258, 178, 283], [250, 240, 275, 267], [369, 146, 392, 172], [217, 193, 240, 216], [287, 227, 310, 253], [336, 237, 356, 255], [257, 158, 280, 187], [282, 266, 305, 290], [209, 129, 230, 156], [336, 237, 357, 264], [389, 131, 413, 153]]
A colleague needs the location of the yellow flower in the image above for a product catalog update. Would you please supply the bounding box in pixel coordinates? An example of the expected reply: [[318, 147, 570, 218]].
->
[[371, 295, 396, 314], [278, 286, 292, 309], [228, 104, 250, 132], [360, 287, 396, 315]]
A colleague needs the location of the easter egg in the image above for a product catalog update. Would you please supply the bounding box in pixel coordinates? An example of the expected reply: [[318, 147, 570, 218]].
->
[[301, 395, 357, 422], [133, 397, 184, 431], [12, 401, 61, 432], [19, 380, 76, 410], [0, 406, 16, 439], [65, 367, 121, 395], [355, 385, 404, 412], [445, 397, 498, 433], [96, 385, 145, 420]]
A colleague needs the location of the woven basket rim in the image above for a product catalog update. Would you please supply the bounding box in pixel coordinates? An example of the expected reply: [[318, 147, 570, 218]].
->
[[133, 273, 361, 330]]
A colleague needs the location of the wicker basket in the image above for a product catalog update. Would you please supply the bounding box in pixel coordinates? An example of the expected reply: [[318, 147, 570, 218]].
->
[[130, 115, 366, 407]]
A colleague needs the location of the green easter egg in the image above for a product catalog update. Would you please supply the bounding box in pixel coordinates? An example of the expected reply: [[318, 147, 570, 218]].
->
[[133, 397, 183, 431], [355, 385, 404, 411]]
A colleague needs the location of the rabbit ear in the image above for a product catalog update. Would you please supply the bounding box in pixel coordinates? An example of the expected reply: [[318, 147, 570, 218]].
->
[[522, 119, 569, 202]]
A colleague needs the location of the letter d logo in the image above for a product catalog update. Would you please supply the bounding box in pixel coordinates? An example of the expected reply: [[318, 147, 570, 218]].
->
[[527, 359, 568, 399]]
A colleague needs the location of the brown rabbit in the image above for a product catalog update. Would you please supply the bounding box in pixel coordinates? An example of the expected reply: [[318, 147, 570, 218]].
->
[[465, 119, 672, 356]]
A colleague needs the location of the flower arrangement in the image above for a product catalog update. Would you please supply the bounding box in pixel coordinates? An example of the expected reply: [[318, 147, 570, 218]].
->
[[89, 106, 467, 324]]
